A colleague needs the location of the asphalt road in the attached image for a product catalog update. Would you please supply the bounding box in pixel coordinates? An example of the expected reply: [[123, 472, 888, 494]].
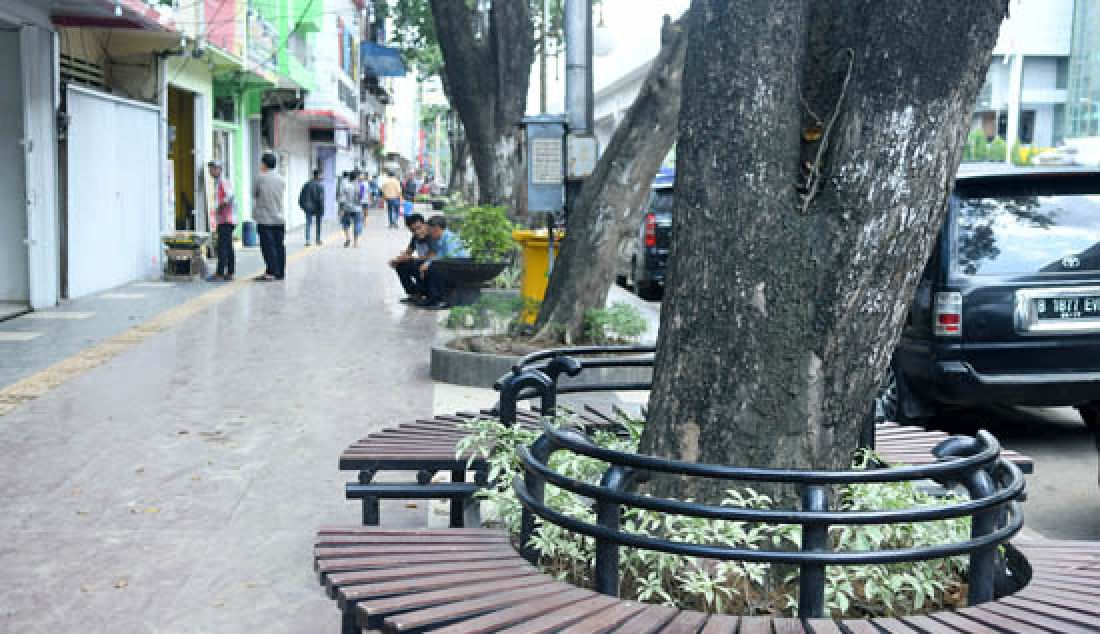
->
[[628, 287, 1099, 541]]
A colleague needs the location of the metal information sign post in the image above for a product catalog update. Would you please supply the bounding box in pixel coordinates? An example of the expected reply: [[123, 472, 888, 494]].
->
[[522, 115, 567, 272]]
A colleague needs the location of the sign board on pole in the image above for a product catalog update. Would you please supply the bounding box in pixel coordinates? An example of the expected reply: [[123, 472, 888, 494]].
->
[[523, 114, 567, 213]]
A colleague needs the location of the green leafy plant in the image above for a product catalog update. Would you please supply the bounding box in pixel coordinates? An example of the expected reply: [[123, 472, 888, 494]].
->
[[455, 205, 517, 263], [584, 302, 648, 344], [443, 294, 525, 332], [458, 416, 971, 618], [965, 128, 988, 162], [988, 135, 1007, 162]]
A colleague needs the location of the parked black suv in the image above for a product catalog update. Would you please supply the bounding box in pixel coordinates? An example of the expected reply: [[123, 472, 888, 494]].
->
[[881, 165, 1100, 442], [616, 168, 674, 300]]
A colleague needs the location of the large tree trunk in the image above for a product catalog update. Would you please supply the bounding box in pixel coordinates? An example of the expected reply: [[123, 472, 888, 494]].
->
[[430, 0, 535, 209], [532, 14, 689, 343], [639, 0, 1007, 503]]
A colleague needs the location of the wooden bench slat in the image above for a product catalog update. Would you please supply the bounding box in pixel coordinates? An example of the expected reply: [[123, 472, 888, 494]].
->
[[735, 615, 774, 634], [770, 617, 807, 633], [317, 527, 503, 536], [316, 544, 512, 559], [382, 580, 571, 631], [431, 587, 595, 634], [897, 614, 964, 634], [802, 619, 845, 634], [363, 575, 556, 618], [337, 565, 536, 604], [870, 617, 921, 634], [969, 602, 1092, 633], [1020, 585, 1100, 617], [998, 595, 1100, 629], [924, 610, 997, 634], [495, 594, 623, 634], [609, 604, 679, 634], [698, 614, 739, 634], [557, 599, 648, 634], [324, 558, 528, 589], [319, 550, 520, 573], [837, 620, 882, 634], [317, 534, 508, 546], [657, 609, 708, 634]]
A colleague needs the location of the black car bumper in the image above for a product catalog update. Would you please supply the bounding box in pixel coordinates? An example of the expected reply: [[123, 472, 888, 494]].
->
[[919, 360, 1100, 407]]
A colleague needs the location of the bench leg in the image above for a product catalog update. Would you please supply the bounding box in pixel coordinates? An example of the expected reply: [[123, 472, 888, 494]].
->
[[450, 468, 466, 528], [359, 471, 380, 526], [463, 494, 482, 528], [341, 607, 360, 634]]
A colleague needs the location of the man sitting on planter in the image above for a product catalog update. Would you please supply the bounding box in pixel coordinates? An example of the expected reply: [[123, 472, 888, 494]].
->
[[417, 215, 469, 309], [389, 213, 433, 303]]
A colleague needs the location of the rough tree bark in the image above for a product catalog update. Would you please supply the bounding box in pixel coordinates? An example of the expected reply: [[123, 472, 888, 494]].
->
[[532, 14, 689, 342], [430, 0, 535, 208], [448, 135, 470, 199], [639, 0, 1008, 503]]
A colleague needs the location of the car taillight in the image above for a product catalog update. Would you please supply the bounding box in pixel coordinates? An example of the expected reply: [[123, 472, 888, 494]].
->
[[934, 292, 962, 337], [644, 213, 657, 248]]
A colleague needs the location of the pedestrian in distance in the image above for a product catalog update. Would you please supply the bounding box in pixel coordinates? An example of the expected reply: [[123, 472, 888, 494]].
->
[[298, 169, 325, 246], [339, 170, 364, 248], [253, 152, 286, 280], [417, 215, 469, 309], [380, 170, 403, 229], [388, 213, 434, 303], [358, 171, 371, 220], [206, 160, 235, 282]]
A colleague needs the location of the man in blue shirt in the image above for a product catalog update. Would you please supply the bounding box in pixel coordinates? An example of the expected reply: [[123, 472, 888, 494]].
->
[[417, 215, 469, 308]]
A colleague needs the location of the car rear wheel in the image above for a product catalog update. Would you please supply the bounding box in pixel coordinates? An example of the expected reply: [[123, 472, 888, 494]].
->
[[633, 258, 661, 300], [875, 367, 929, 426]]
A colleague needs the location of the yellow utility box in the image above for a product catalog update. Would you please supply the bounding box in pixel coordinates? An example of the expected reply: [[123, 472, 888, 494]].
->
[[513, 229, 564, 323]]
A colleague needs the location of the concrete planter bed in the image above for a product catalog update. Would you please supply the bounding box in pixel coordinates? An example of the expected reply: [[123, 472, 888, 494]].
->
[[430, 333, 652, 388]]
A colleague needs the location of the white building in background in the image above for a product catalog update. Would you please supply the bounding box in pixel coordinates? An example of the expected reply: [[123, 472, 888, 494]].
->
[[300, 0, 362, 214], [383, 72, 421, 174], [974, 0, 1075, 148]]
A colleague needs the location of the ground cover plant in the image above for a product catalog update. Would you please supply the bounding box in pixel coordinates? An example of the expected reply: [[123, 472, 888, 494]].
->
[[458, 415, 972, 618]]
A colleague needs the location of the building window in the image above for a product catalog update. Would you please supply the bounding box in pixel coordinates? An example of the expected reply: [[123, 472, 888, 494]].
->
[[214, 96, 237, 123], [212, 129, 233, 178]]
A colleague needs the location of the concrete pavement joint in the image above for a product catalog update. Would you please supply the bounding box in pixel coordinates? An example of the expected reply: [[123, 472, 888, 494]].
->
[[0, 235, 335, 419]]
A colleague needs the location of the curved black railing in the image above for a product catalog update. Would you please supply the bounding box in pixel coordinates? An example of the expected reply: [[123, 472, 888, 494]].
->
[[491, 351, 1026, 619], [492, 345, 655, 425]]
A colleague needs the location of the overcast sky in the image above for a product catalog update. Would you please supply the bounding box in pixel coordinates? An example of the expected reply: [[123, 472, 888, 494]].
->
[[527, 0, 691, 114]]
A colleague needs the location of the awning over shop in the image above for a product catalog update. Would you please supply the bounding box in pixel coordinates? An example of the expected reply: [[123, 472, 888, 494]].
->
[[361, 43, 407, 78]]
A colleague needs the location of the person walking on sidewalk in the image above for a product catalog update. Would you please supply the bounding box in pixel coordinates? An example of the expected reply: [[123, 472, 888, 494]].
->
[[339, 170, 364, 248], [298, 169, 325, 246], [206, 160, 236, 281], [254, 152, 286, 280], [380, 171, 403, 229]]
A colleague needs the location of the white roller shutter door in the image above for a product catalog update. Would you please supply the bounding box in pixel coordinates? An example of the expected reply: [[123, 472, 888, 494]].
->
[[66, 85, 161, 299]]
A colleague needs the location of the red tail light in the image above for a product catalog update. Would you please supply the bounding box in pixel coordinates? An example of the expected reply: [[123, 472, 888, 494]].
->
[[644, 213, 657, 248], [934, 292, 962, 336]]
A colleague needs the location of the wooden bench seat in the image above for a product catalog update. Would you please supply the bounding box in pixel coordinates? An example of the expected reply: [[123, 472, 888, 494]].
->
[[315, 528, 1100, 634]]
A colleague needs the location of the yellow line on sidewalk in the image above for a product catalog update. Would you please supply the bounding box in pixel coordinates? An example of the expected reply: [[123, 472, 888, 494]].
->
[[0, 234, 336, 418]]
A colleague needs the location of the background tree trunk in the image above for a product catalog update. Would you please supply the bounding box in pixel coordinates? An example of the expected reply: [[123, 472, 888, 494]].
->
[[448, 136, 469, 200], [430, 0, 535, 209], [640, 0, 1008, 504], [532, 14, 689, 342]]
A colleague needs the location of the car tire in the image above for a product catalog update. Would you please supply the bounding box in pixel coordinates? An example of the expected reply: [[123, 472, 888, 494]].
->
[[875, 367, 928, 426], [633, 258, 661, 300], [1076, 402, 1100, 451]]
